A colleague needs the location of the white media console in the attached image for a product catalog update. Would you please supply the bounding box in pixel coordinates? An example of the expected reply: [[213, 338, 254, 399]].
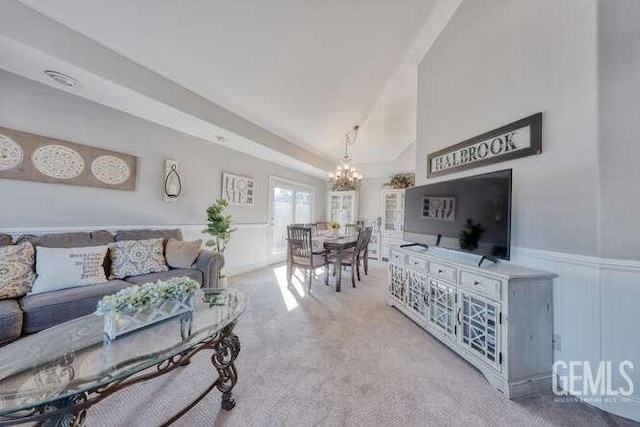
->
[[387, 245, 557, 399]]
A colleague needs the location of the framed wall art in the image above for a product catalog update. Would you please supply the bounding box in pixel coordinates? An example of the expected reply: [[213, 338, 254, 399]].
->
[[0, 127, 137, 191], [222, 172, 254, 206]]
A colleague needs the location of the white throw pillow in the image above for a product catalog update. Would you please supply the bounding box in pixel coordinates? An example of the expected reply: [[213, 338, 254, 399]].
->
[[30, 245, 109, 295]]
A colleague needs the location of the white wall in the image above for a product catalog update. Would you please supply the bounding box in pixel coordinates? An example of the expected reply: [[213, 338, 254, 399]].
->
[[357, 177, 387, 225], [0, 70, 327, 275], [416, 0, 639, 421], [597, 0, 640, 260]]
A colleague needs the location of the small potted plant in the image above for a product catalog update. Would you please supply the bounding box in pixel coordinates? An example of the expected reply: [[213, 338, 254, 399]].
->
[[328, 221, 340, 237], [203, 199, 237, 287]]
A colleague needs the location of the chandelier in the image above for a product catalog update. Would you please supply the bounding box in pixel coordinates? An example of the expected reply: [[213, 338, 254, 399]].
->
[[328, 125, 363, 191]]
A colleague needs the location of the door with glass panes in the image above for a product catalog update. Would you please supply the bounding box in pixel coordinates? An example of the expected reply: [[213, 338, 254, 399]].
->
[[268, 177, 314, 263]]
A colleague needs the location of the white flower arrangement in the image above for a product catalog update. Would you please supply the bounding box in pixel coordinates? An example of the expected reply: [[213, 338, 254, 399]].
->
[[96, 277, 201, 316]]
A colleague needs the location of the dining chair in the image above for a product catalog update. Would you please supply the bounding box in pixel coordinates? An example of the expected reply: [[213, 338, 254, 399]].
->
[[287, 225, 327, 293], [344, 223, 359, 236], [325, 228, 368, 288], [358, 227, 373, 279], [316, 221, 329, 232]]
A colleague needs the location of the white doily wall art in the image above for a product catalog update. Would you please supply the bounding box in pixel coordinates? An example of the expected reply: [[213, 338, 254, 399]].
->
[[91, 155, 131, 185], [0, 134, 24, 171], [32, 144, 85, 179], [0, 127, 137, 191]]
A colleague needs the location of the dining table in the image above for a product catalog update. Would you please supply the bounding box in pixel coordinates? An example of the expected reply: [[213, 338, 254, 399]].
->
[[314, 234, 358, 292]]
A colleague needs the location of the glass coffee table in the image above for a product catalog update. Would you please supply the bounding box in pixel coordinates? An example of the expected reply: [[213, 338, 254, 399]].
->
[[0, 288, 246, 426]]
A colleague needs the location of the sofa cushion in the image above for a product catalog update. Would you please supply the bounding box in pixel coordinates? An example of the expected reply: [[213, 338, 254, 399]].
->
[[0, 300, 23, 344], [16, 230, 114, 248], [108, 238, 168, 279], [0, 234, 12, 247], [115, 229, 183, 242], [19, 279, 131, 333], [124, 268, 203, 286], [0, 242, 36, 300]]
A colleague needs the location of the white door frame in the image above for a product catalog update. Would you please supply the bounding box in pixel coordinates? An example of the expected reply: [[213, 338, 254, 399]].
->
[[266, 175, 316, 264]]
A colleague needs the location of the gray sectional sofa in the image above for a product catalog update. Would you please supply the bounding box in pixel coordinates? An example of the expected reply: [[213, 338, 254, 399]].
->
[[0, 229, 223, 344]]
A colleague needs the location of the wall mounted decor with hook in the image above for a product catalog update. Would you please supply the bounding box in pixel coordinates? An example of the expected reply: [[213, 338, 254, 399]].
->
[[163, 158, 182, 202]]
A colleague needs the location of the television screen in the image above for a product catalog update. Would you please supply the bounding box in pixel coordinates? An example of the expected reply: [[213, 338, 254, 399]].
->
[[403, 169, 512, 260]]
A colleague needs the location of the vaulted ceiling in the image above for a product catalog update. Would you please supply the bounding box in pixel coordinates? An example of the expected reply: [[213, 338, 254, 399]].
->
[[2, 0, 453, 175]]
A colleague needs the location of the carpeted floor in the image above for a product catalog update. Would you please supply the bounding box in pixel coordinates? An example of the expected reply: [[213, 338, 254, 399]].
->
[[88, 261, 637, 426]]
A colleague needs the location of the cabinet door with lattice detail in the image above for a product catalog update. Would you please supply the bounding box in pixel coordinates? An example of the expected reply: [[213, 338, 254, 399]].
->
[[406, 269, 428, 318], [458, 290, 502, 370], [427, 279, 456, 338], [388, 263, 405, 303]]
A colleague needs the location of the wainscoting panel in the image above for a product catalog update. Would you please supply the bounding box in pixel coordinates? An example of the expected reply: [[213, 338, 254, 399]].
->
[[511, 247, 640, 421]]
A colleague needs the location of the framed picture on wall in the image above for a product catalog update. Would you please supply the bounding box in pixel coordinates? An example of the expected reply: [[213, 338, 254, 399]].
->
[[222, 172, 254, 206]]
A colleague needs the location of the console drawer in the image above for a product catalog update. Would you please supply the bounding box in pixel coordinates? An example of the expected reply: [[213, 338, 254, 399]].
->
[[460, 271, 501, 300], [429, 262, 457, 283], [390, 251, 406, 265], [407, 256, 428, 270]]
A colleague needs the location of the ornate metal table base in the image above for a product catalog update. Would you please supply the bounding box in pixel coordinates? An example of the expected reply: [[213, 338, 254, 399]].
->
[[0, 323, 240, 427]]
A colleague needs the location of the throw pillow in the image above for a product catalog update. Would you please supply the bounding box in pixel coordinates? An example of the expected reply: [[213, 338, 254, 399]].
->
[[165, 238, 202, 269], [0, 242, 36, 299], [109, 238, 168, 279], [30, 245, 109, 295]]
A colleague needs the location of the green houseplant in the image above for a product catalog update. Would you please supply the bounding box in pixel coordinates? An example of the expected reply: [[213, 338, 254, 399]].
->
[[203, 199, 237, 285]]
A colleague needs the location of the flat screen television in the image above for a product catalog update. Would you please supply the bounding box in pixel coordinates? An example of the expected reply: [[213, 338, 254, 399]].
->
[[403, 169, 512, 260]]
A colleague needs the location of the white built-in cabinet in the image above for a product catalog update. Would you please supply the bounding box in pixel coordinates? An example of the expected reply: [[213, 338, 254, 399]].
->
[[327, 191, 359, 228], [381, 189, 406, 260], [388, 245, 556, 399]]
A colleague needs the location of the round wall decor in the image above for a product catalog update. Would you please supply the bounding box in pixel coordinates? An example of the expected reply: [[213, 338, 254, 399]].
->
[[91, 155, 131, 185], [32, 144, 85, 179], [0, 134, 24, 171]]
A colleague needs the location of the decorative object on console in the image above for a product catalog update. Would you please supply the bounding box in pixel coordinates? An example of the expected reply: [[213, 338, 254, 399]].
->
[[96, 277, 200, 339], [328, 125, 363, 191], [0, 127, 137, 190], [0, 242, 36, 299], [165, 239, 202, 269], [459, 219, 485, 251], [163, 158, 182, 202], [383, 173, 415, 189], [30, 245, 109, 295], [422, 196, 456, 221], [222, 172, 254, 206], [108, 238, 168, 279], [427, 113, 542, 178]]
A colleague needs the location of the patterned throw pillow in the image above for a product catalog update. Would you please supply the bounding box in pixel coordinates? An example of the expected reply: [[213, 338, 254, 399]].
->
[[109, 238, 168, 279], [0, 242, 36, 299]]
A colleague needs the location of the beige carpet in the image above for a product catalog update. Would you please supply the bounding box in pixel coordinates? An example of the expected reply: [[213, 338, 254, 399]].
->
[[88, 261, 636, 426]]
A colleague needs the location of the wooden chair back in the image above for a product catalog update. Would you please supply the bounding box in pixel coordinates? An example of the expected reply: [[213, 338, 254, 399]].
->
[[360, 227, 373, 254], [316, 221, 329, 232], [287, 226, 313, 263], [344, 224, 359, 236]]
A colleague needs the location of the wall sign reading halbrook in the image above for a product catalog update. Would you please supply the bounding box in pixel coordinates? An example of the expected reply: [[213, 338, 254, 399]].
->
[[427, 113, 542, 178]]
